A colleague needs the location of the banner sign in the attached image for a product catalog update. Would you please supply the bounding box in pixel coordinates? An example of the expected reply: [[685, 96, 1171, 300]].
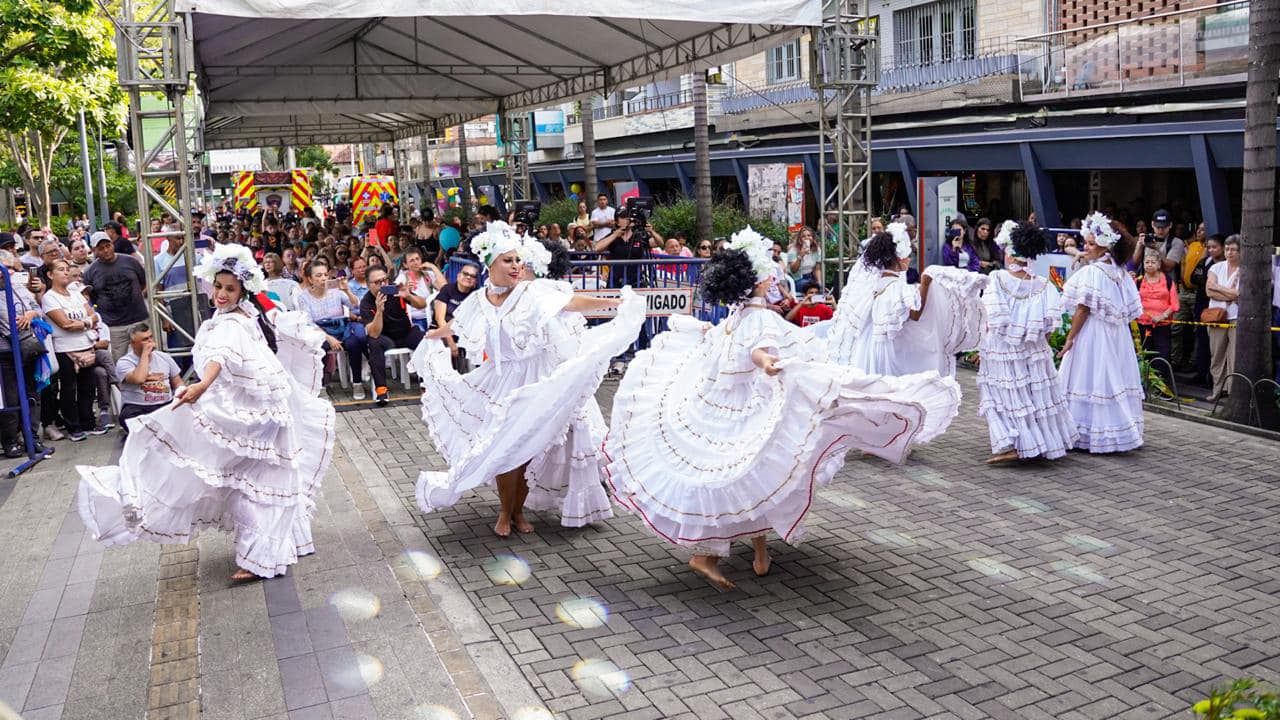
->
[[575, 287, 694, 319], [532, 110, 565, 149]]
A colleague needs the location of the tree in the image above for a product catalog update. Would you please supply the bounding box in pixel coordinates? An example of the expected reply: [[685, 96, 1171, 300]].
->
[[1224, 0, 1279, 428], [692, 72, 712, 242], [0, 134, 136, 222], [0, 0, 124, 227]]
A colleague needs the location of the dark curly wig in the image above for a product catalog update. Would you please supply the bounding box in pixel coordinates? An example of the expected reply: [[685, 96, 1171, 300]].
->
[[861, 231, 899, 271], [1007, 222, 1044, 261], [699, 248, 758, 306], [536, 236, 572, 280]]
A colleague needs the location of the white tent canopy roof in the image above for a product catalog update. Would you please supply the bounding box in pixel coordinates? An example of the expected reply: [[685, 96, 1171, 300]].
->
[[186, 0, 821, 149]]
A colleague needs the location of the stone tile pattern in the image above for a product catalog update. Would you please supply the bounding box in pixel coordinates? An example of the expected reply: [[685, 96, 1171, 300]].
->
[[350, 370, 1280, 720], [0, 436, 157, 720], [148, 544, 201, 720]]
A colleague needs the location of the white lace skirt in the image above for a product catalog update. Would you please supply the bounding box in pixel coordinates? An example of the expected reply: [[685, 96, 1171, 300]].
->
[[1058, 319, 1144, 453]]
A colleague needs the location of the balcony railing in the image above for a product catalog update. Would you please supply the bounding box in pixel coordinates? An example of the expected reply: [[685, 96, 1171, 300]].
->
[[565, 89, 695, 124], [1017, 0, 1249, 98]]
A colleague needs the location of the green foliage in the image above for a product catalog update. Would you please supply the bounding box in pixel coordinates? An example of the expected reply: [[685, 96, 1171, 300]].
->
[[0, 0, 122, 135], [650, 197, 790, 244], [1191, 679, 1280, 720], [294, 145, 332, 172], [1131, 322, 1173, 400], [535, 197, 580, 230], [0, 138, 136, 219]]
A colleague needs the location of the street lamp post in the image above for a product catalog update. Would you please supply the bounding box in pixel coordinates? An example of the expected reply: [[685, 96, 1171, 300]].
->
[[77, 110, 98, 232]]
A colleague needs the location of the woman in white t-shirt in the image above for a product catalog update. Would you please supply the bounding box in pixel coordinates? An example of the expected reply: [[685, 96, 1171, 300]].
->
[[1204, 234, 1241, 402], [786, 226, 824, 289], [394, 247, 445, 330], [40, 258, 106, 441]]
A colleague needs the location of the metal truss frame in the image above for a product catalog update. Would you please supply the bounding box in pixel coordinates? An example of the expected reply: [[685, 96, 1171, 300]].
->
[[499, 105, 531, 203], [118, 0, 203, 361], [812, 0, 878, 293]]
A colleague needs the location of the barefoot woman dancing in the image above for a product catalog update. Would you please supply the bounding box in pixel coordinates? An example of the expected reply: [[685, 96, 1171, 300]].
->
[[411, 221, 644, 537], [77, 244, 335, 581], [605, 228, 961, 590]]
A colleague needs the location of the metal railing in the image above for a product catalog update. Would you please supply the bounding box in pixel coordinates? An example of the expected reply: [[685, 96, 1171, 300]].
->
[[1016, 0, 1249, 97], [565, 89, 696, 125]]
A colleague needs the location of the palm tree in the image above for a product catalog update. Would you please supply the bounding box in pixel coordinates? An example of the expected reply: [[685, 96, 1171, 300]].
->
[[1224, 0, 1279, 428], [693, 72, 712, 243]]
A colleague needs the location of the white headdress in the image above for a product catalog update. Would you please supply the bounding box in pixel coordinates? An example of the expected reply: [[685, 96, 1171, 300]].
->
[[727, 226, 775, 282], [886, 222, 913, 259], [1081, 212, 1120, 248], [195, 242, 266, 293], [993, 220, 1018, 249], [470, 221, 524, 267], [519, 235, 553, 278]]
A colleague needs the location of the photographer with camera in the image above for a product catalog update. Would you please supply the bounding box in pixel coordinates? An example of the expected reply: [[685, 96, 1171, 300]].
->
[[360, 265, 427, 406], [594, 205, 664, 289]]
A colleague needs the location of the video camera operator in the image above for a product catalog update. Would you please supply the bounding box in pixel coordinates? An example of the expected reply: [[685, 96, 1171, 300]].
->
[[594, 205, 664, 289]]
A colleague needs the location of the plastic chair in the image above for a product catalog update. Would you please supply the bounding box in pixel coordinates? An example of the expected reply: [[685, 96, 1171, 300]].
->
[[385, 347, 414, 390]]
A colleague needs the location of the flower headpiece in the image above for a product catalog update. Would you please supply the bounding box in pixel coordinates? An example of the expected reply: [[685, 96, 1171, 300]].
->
[[519, 234, 553, 278], [993, 220, 1018, 249], [470, 221, 524, 267], [195, 242, 266, 293], [1081, 212, 1120, 248], [727, 226, 775, 282], [886, 222, 913, 259]]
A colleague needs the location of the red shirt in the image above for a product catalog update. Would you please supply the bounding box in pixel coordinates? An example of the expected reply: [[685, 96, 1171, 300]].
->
[[791, 302, 833, 327], [373, 218, 397, 249]]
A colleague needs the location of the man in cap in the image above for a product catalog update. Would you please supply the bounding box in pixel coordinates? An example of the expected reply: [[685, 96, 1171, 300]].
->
[[83, 231, 149, 362], [1139, 209, 1189, 363]]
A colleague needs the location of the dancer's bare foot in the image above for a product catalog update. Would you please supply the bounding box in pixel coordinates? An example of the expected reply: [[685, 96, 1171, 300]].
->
[[494, 515, 512, 538], [985, 449, 1020, 465], [751, 536, 771, 577], [230, 569, 259, 583], [689, 555, 736, 591], [512, 513, 534, 534]]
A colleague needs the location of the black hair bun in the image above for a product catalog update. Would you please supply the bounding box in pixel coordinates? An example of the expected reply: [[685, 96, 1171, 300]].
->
[[861, 231, 899, 271], [1008, 222, 1044, 260], [537, 237, 572, 280], [700, 249, 757, 306]]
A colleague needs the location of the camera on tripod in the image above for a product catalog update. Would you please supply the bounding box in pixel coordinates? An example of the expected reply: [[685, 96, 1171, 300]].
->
[[513, 200, 541, 233], [624, 196, 654, 246]]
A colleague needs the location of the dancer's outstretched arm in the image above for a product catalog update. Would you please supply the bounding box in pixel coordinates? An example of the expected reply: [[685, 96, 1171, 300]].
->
[[564, 295, 622, 314]]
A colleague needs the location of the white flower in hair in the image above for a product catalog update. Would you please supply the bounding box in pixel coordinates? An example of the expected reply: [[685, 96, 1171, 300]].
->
[[195, 241, 266, 293], [993, 220, 1018, 248], [886, 222, 913, 259], [519, 235, 552, 278], [1081, 212, 1119, 248], [471, 221, 524, 267], [727, 225, 776, 281]]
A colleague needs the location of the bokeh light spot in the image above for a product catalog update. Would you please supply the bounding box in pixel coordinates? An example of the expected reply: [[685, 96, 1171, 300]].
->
[[570, 658, 631, 700], [484, 555, 532, 586], [327, 588, 381, 622], [555, 597, 609, 629]]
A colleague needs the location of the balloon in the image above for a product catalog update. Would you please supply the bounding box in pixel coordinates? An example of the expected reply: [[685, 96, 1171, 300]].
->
[[570, 183, 582, 193], [479, 195, 489, 204], [568, 193, 578, 201]]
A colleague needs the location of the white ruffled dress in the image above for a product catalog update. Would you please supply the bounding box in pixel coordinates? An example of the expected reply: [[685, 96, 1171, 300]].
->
[[1058, 257, 1145, 453], [605, 301, 961, 557], [410, 280, 645, 522], [976, 270, 1079, 459], [829, 265, 987, 377], [77, 305, 336, 577]]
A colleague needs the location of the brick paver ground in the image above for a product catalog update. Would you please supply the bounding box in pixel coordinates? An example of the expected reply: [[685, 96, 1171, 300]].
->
[[351, 370, 1280, 720], [1, 368, 1276, 720]]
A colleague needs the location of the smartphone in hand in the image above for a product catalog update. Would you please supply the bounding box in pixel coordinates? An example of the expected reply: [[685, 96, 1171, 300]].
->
[[379, 284, 400, 297]]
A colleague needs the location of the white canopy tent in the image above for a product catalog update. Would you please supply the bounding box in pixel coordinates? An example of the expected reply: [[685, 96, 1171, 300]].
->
[[183, 0, 823, 148]]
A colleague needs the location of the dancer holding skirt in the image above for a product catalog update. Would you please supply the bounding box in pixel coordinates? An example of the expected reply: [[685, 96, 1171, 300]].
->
[[976, 222, 1079, 464], [1057, 213, 1145, 453], [605, 228, 961, 590], [411, 222, 644, 537], [77, 244, 335, 581]]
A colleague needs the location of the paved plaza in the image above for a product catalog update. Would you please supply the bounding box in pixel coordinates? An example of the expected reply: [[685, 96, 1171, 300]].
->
[[0, 370, 1277, 720]]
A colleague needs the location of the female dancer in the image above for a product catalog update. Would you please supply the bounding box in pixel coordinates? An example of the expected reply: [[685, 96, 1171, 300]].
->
[[515, 236, 614, 527], [977, 222, 1078, 464], [77, 244, 335, 581], [1056, 213, 1144, 453], [411, 222, 644, 537], [605, 228, 961, 590], [829, 224, 986, 377]]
